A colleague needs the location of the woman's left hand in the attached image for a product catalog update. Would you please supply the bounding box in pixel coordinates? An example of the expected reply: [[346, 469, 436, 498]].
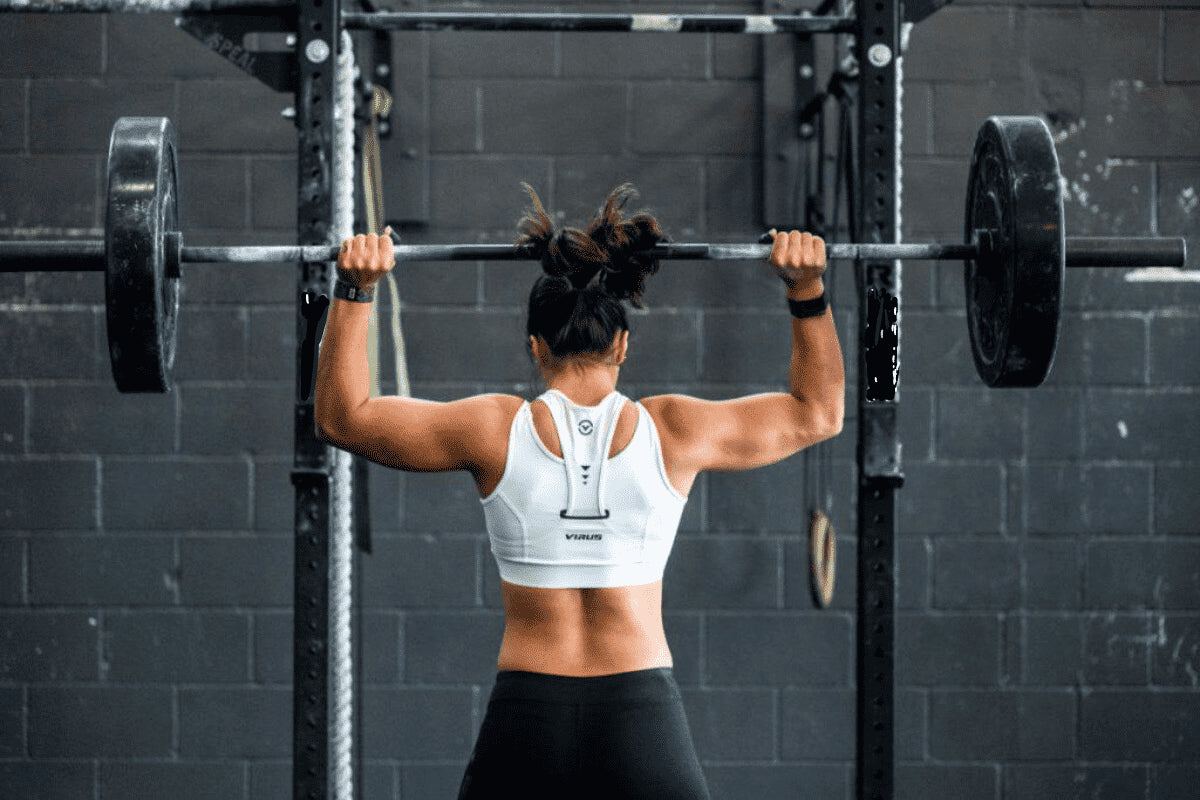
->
[[337, 227, 396, 289]]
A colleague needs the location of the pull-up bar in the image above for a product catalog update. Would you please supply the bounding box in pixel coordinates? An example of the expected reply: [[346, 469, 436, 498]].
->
[[0, 0, 854, 33]]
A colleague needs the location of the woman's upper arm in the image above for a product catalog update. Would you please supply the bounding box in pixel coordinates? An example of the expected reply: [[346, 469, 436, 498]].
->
[[320, 393, 520, 473], [643, 392, 841, 474]]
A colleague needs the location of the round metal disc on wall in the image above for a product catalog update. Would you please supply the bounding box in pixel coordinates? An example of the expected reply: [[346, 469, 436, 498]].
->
[[105, 116, 181, 393], [963, 116, 1066, 388]]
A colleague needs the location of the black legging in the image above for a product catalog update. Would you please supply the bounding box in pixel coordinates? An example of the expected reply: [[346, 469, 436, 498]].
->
[[457, 668, 711, 800]]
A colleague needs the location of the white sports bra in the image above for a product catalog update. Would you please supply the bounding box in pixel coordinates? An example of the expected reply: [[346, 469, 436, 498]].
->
[[480, 390, 688, 588]]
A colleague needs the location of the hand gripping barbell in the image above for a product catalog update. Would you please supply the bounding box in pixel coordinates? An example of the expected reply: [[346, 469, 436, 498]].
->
[[0, 116, 1187, 392]]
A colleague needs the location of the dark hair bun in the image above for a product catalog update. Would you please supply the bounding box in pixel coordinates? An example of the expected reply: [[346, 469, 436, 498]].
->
[[516, 182, 667, 307]]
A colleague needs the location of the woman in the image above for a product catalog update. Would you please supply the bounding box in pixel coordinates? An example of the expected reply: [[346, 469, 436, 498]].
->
[[315, 184, 844, 799]]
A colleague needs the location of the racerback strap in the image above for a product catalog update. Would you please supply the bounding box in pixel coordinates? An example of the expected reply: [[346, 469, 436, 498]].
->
[[540, 390, 625, 520]]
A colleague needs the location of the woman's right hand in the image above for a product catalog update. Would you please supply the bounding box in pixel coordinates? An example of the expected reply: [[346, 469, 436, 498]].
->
[[768, 229, 826, 294]]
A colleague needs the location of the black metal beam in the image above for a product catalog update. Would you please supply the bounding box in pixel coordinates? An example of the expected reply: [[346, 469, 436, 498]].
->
[[292, 0, 339, 798], [855, 1, 903, 799]]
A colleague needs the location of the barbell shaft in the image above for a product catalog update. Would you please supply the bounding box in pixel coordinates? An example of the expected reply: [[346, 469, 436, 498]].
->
[[0, 236, 1187, 270]]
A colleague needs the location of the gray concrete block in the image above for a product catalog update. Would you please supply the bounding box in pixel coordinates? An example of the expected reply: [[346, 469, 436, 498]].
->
[[898, 462, 1005, 535], [663, 536, 779, 610], [176, 81, 295, 153], [901, 159, 966, 246], [897, 688, 927, 762], [104, 458, 251, 530], [897, 613, 1000, 686], [704, 157, 761, 235], [361, 687, 475, 760], [896, 538, 929, 611], [708, 458, 805, 533], [29, 384, 175, 455], [780, 687, 854, 760], [0, 386, 23, 454], [1156, 464, 1200, 535], [573, 32, 708, 79], [98, 762, 245, 800], [30, 535, 174, 606], [1085, 540, 1200, 610], [401, 471, 486, 533], [1025, 464, 1086, 535], [429, 80, 480, 154], [405, 612, 504, 684], [784, 528, 859, 613], [905, 6, 1020, 82], [429, 157, 550, 229], [105, 610, 249, 683], [1, 458, 97, 530], [400, 308, 527, 383], [360, 535, 477, 608], [683, 688, 774, 761], [178, 687, 289, 757], [253, 610, 290, 684], [0, 16, 102, 77], [251, 457, 292, 532], [1083, 612, 1151, 686], [1024, 8, 1160, 85], [248, 761, 288, 800], [1078, 82, 1200, 160], [176, 155, 248, 231], [1080, 690, 1200, 760], [555, 156, 705, 233], [1004, 765, 1148, 800], [105, 13, 252, 80], [1166, 12, 1200, 83], [0, 612, 96, 681], [176, 300, 250, 382], [180, 535, 291, 606], [180, 384, 293, 456], [930, 82, 1037, 159], [249, 156, 297, 229], [1083, 463, 1151, 535], [633, 82, 759, 156], [935, 388, 1024, 460], [1023, 539, 1082, 611], [706, 766, 850, 800], [1151, 765, 1200, 800], [0, 686, 19, 757], [0, 536, 23, 604], [0, 762, 94, 800], [401, 766, 463, 800], [399, 260, 481, 306], [933, 539, 1020, 610], [0, 308, 101, 382], [901, 311, 981, 386], [930, 689, 1075, 761], [706, 613, 850, 686], [247, 307, 295, 382], [0, 80, 25, 152], [360, 610, 402, 684], [1150, 314, 1200, 387], [701, 309, 791, 384], [664, 612, 701, 687], [0, 155, 99, 229], [431, 31, 555, 78], [619, 310, 702, 384], [1027, 390, 1082, 460], [29, 687, 172, 757], [171, 231, 293, 306], [30, 80, 174, 154], [483, 80, 626, 154], [1061, 160, 1152, 239]]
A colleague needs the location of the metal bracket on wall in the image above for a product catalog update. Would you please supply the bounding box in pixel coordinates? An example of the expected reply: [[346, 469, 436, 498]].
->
[[176, 10, 299, 93], [762, 0, 818, 229]]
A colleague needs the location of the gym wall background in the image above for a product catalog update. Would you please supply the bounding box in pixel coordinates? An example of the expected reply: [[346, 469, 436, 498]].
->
[[0, 1, 1198, 799]]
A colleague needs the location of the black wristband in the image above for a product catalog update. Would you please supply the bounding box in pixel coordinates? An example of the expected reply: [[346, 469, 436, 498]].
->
[[788, 293, 828, 319], [334, 279, 374, 303]]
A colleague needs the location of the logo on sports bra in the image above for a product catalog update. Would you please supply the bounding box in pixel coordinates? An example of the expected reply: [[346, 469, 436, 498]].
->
[[577, 419, 593, 435], [565, 533, 603, 541]]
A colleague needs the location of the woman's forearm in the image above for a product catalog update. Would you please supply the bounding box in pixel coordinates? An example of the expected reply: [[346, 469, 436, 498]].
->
[[787, 278, 846, 428], [314, 297, 374, 439]]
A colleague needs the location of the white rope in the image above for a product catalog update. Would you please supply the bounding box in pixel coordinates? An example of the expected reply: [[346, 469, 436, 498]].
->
[[330, 28, 357, 800]]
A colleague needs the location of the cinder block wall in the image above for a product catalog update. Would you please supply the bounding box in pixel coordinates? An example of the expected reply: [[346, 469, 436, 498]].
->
[[1, 2, 1197, 799]]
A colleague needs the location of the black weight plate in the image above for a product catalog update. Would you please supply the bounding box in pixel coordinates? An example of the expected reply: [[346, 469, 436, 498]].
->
[[964, 116, 1065, 387], [105, 117, 180, 393]]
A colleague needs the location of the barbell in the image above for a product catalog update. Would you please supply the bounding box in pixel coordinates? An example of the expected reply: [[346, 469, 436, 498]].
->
[[0, 116, 1187, 392]]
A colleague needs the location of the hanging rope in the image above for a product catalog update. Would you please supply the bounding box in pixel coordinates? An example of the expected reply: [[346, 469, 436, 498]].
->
[[330, 28, 357, 800]]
